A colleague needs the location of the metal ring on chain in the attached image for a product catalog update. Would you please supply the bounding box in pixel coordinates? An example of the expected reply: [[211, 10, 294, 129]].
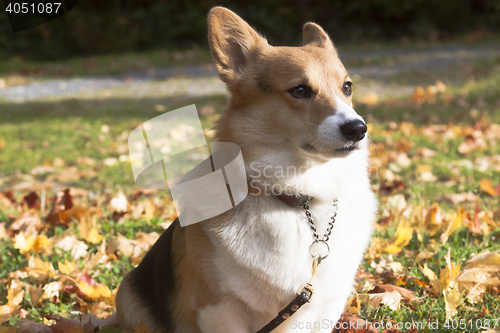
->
[[309, 239, 330, 262], [301, 195, 338, 261]]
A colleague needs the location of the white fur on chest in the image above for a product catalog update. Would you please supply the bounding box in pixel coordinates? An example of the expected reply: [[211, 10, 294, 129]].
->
[[199, 149, 376, 332]]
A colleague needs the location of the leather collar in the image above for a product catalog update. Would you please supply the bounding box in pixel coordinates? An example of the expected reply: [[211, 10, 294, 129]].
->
[[275, 192, 312, 207]]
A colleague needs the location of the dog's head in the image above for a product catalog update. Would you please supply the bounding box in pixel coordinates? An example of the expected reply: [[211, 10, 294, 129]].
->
[[208, 7, 368, 172]]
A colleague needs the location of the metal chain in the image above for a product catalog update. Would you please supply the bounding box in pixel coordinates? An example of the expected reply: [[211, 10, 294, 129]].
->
[[301, 196, 338, 261], [302, 197, 338, 243]]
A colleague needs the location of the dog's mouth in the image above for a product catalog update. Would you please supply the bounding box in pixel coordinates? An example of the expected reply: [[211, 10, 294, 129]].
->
[[300, 142, 358, 156]]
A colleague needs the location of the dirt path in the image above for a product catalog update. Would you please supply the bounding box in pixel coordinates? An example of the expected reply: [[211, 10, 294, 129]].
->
[[0, 43, 499, 102]]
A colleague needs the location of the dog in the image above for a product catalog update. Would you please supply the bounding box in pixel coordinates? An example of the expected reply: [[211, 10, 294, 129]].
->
[[116, 7, 377, 333]]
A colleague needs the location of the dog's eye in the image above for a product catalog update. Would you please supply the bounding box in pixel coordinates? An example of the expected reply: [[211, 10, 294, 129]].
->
[[289, 85, 312, 99], [342, 81, 353, 96]]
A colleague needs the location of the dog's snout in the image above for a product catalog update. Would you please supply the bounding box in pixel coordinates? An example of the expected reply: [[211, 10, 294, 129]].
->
[[340, 120, 367, 142]]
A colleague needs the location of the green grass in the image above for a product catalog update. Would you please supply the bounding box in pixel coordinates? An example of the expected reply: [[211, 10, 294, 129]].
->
[[0, 94, 227, 190], [1, 45, 500, 332]]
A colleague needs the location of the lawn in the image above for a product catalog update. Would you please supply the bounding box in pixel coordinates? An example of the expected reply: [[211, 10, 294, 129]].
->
[[0, 45, 500, 333]]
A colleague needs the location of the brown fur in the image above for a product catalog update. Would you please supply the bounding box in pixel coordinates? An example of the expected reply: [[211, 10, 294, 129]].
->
[[117, 6, 356, 332]]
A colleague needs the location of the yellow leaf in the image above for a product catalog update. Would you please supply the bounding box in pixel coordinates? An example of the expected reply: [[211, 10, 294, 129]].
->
[[444, 288, 461, 319], [441, 207, 466, 244], [0, 305, 12, 324], [424, 203, 443, 236], [465, 250, 500, 268], [27, 256, 56, 280], [33, 235, 51, 254], [439, 248, 461, 293], [13, 233, 36, 255], [7, 288, 24, 308], [421, 264, 439, 292], [78, 280, 112, 300], [385, 221, 413, 253], [79, 215, 103, 245], [479, 178, 499, 196], [58, 260, 76, 275]]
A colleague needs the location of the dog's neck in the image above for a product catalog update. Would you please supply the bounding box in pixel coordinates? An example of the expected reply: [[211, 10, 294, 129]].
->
[[275, 192, 310, 207]]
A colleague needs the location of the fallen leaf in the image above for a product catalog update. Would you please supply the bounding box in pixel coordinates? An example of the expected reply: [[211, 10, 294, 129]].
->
[[41, 281, 62, 300], [55, 236, 88, 259], [332, 313, 378, 333], [77, 273, 112, 300], [108, 234, 141, 259], [17, 319, 52, 333], [8, 216, 44, 236], [368, 290, 402, 311], [420, 265, 439, 294], [58, 260, 76, 275], [13, 232, 36, 255], [78, 214, 103, 245], [443, 192, 478, 204], [386, 262, 405, 275], [418, 170, 437, 182], [133, 319, 154, 333], [23, 192, 39, 209], [27, 256, 56, 281], [134, 232, 160, 250], [369, 284, 417, 303], [479, 178, 499, 196], [385, 221, 413, 253], [89, 302, 113, 319], [441, 207, 466, 244], [0, 223, 6, 240], [444, 288, 460, 319], [28, 285, 42, 305], [424, 202, 443, 236], [0, 305, 12, 324]]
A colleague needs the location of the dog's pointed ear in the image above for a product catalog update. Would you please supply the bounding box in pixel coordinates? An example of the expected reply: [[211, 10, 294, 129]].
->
[[302, 22, 335, 51], [208, 7, 267, 84]]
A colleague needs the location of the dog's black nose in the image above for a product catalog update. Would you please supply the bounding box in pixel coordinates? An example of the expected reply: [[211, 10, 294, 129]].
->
[[340, 120, 367, 142]]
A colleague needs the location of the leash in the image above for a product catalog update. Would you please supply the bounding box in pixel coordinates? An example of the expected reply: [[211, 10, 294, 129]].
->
[[256, 195, 338, 333]]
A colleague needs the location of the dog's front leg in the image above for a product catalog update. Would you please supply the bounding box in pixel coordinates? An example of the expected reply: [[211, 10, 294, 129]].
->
[[196, 299, 252, 333]]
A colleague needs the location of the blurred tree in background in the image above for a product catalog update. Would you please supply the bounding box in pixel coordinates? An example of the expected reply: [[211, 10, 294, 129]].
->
[[0, 0, 499, 60]]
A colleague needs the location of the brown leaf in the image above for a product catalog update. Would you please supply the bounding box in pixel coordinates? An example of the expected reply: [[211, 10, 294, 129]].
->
[[1, 191, 16, 206], [46, 189, 77, 226], [17, 319, 52, 333], [379, 181, 406, 195], [133, 319, 154, 333], [23, 192, 40, 209], [369, 284, 417, 303], [8, 215, 44, 236]]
